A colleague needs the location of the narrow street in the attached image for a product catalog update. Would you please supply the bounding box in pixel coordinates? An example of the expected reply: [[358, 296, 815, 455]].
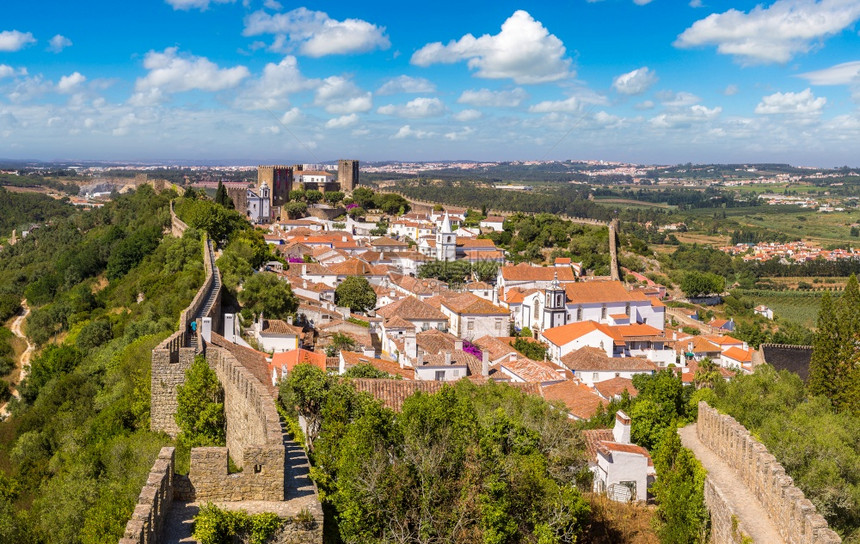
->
[[1, 300, 33, 418]]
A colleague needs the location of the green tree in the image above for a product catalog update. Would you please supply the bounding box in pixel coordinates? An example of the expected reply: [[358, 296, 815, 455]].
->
[[809, 292, 838, 400], [680, 271, 724, 298], [238, 272, 298, 320], [175, 356, 225, 446], [651, 427, 709, 544], [473, 260, 500, 282], [335, 276, 377, 313], [305, 190, 323, 205], [214, 181, 234, 209], [693, 358, 721, 389], [289, 189, 306, 202], [351, 187, 375, 209], [325, 332, 357, 357], [324, 191, 344, 206], [285, 202, 307, 219], [343, 363, 392, 379]]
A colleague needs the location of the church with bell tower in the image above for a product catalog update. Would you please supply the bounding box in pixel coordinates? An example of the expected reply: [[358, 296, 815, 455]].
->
[[542, 273, 568, 330], [436, 212, 457, 261]]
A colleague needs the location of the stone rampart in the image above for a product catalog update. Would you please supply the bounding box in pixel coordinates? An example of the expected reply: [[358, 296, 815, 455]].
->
[[704, 477, 755, 544], [151, 237, 218, 437], [120, 447, 175, 544], [697, 402, 841, 544], [170, 201, 189, 237]]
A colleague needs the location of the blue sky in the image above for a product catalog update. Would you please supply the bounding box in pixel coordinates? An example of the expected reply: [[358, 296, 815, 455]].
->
[[2, 0, 860, 165]]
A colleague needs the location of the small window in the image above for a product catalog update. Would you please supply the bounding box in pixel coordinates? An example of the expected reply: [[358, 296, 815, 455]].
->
[[592, 372, 599, 380], [625, 303, 631, 316], [468, 320, 474, 331], [435, 370, 445, 381], [254, 464, 263, 474], [601, 305, 607, 319], [495, 319, 502, 330], [576, 307, 583, 321]]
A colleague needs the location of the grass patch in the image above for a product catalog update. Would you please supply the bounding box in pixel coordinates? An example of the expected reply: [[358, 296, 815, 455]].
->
[[734, 289, 825, 328]]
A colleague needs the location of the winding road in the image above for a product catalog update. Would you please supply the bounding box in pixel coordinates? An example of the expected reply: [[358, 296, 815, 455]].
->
[[0, 300, 33, 418]]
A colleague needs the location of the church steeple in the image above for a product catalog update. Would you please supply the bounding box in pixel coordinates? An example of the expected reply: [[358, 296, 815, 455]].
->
[[543, 271, 567, 329]]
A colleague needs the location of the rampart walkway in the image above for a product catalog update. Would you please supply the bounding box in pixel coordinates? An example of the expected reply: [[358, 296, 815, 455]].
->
[[679, 424, 785, 544]]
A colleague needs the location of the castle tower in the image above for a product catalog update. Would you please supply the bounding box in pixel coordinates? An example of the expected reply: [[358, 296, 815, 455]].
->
[[436, 212, 457, 261], [543, 272, 567, 330], [338, 159, 359, 193], [257, 165, 293, 207]]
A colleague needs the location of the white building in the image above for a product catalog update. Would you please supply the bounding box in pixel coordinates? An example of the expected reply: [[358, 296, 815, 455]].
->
[[559, 346, 657, 387], [588, 412, 655, 502], [252, 316, 302, 353], [435, 212, 457, 261], [754, 305, 774, 320], [246, 182, 271, 224]]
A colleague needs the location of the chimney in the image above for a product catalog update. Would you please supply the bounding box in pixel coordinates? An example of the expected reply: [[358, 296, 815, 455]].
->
[[445, 352, 451, 365], [454, 340, 463, 351], [201, 317, 212, 344], [224, 313, 235, 343], [302, 264, 307, 276], [287, 316, 294, 325], [509, 353, 516, 362], [613, 411, 632, 444], [482, 351, 489, 377]]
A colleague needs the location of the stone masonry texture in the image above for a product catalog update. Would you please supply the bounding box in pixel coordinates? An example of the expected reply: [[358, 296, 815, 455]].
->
[[696, 402, 841, 544]]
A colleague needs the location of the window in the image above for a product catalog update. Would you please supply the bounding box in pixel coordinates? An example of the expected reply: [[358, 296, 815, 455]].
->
[[601, 305, 607, 320], [625, 303, 631, 316], [592, 372, 599, 381], [576, 307, 583, 321], [495, 319, 502, 330], [468, 320, 474, 331], [435, 370, 445, 381]]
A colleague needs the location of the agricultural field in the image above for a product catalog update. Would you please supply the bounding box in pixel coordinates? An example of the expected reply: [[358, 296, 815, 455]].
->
[[734, 289, 826, 328]]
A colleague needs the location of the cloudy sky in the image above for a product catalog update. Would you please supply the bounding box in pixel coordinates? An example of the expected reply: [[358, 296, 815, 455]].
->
[[2, 0, 860, 165]]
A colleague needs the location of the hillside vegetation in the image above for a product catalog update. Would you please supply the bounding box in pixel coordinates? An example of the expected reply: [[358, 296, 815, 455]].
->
[[0, 186, 205, 543]]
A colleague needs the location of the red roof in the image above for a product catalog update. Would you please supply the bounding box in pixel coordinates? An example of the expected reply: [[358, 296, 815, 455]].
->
[[271, 349, 326, 374], [542, 321, 622, 347]]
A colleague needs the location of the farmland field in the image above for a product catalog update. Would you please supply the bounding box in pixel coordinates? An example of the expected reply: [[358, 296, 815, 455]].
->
[[734, 289, 828, 328]]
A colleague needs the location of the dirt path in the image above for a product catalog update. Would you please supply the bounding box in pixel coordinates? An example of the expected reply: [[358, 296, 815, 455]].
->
[[1, 300, 33, 417], [679, 424, 786, 544]]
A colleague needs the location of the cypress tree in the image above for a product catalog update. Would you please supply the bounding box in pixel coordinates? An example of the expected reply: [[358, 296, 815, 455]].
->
[[809, 292, 838, 400], [833, 274, 860, 411], [215, 180, 228, 207]]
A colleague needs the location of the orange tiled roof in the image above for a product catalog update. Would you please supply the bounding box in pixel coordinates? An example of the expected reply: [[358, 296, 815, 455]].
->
[[416, 329, 460, 355], [428, 292, 508, 316], [541, 381, 606, 419], [594, 377, 638, 399], [705, 335, 743, 346], [500, 358, 563, 383], [260, 319, 303, 336], [611, 323, 665, 339], [502, 263, 576, 282], [564, 281, 645, 305], [328, 258, 375, 276], [271, 349, 327, 373], [722, 346, 753, 363], [583, 428, 614, 458], [340, 351, 414, 379], [377, 296, 448, 322], [597, 442, 654, 466], [560, 347, 656, 372], [542, 321, 622, 347]]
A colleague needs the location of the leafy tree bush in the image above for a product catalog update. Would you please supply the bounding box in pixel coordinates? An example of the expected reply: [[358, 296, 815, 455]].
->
[[285, 201, 307, 219], [305, 189, 323, 205], [193, 503, 284, 544], [175, 355, 225, 447], [334, 276, 377, 313], [324, 191, 344, 205], [238, 272, 298, 320], [680, 271, 725, 298], [75, 319, 113, 352], [343, 363, 393, 379], [651, 427, 709, 544], [511, 337, 547, 361]]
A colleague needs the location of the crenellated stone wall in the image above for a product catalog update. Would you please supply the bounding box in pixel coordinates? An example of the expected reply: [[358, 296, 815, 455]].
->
[[120, 447, 175, 544], [151, 236, 219, 437], [697, 402, 841, 544], [170, 201, 189, 237]]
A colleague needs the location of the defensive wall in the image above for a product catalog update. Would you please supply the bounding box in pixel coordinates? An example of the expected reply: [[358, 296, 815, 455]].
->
[[169, 201, 188, 238], [130, 216, 322, 543], [697, 402, 841, 544], [151, 235, 219, 437]]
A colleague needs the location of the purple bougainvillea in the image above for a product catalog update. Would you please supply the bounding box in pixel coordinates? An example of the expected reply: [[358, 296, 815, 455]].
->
[[462, 340, 482, 360], [346, 203, 359, 210], [288, 257, 304, 263]]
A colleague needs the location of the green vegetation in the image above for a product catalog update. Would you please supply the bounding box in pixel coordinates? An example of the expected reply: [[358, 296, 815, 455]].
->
[[0, 187, 205, 543], [680, 271, 724, 298], [0, 187, 75, 238], [510, 337, 548, 361], [710, 366, 860, 541], [651, 428, 709, 544], [237, 272, 298, 321], [280, 365, 592, 543], [193, 503, 285, 544], [334, 276, 377, 313], [0, 172, 80, 195], [175, 355, 225, 448]]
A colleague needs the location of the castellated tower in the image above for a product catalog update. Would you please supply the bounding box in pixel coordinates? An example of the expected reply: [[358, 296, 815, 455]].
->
[[257, 165, 292, 207], [338, 159, 359, 193]]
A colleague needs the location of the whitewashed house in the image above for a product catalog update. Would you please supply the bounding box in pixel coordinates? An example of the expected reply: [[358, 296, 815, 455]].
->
[[587, 411, 656, 502]]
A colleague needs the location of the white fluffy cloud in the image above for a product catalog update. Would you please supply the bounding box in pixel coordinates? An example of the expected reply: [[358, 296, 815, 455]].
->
[[280, 107, 302, 125], [392, 125, 435, 139], [458, 88, 527, 107], [378, 97, 445, 118], [453, 109, 482, 121], [445, 127, 475, 141], [57, 72, 86, 93], [131, 48, 249, 105], [529, 96, 582, 113], [235, 55, 316, 110], [657, 91, 700, 107], [326, 113, 359, 128], [411, 10, 572, 84], [675, 0, 860, 64], [244, 7, 390, 57], [799, 61, 860, 85], [755, 88, 826, 114], [314, 76, 372, 114], [164, 0, 234, 10], [48, 34, 72, 53], [0, 30, 36, 52], [376, 75, 436, 95], [0, 65, 25, 79], [612, 67, 658, 95], [650, 105, 722, 128]]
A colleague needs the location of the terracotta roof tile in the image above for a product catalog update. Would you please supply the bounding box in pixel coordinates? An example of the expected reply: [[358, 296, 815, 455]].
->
[[500, 358, 564, 383], [722, 346, 753, 363], [594, 377, 638, 399], [542, 321, 623, 347], [501, 263, 576, 282], [270, 349, 327, 374], [416, 329, 460, 355], [563, 281, 641, 304], [260, 319, 303, 336], [377, 296, 448, 322], [428, 292, 508, 316], [560, 347, 656, 372], [340, 351, 414, 379], [583, 428, 614, 458], [541, 381, 606, 419]]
